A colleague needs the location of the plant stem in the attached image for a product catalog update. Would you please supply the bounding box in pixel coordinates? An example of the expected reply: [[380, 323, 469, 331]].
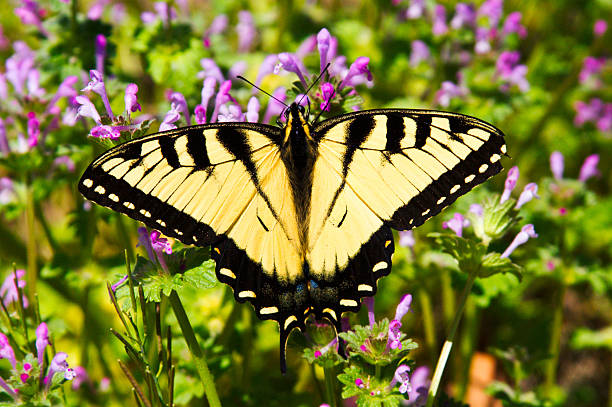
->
[[418, 288, 437, 366], [457, 300, 479, 400], [426, 273, 476, 407], [441, 270, 455, 331], [545, 282, 566, 395], [608, 350, 612, 407], [25, 182, 37, 300], [323, 366, 338, 407], [168, 290, 221, 407]]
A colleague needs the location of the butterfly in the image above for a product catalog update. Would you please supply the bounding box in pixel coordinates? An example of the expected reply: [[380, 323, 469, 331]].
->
[[79, 101, 506, 372]]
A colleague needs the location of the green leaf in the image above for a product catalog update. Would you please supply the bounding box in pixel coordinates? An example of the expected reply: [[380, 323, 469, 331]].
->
[[479, 252, 523, 280], [182, 261, 218, 290], [570, 327, 612, 350], [427, 233, 487, 275]]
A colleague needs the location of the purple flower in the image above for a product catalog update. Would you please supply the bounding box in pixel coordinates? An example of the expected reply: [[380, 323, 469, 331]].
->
[[0, 269, 28, 308], [410, 40, 430, 66], [14, 0, 49, 37], [246, 97, 260, 123], [515, 183, 539, 209], [296, 35, 317, 59], [169, 92, 191, 126], [432, 5, 448, 36], [199, 58, 225, 84], [550, 151, 564, 180], [475, 27, 492, 54], [111, 275, 128, 292], [406, 0, 425, 19], [201, 77, 217, 111], [95, 34, 107, 76], [394, 294, 412, 321], [362, 296, 376, 327], [124, 83, 141, 114], [26, 112, 40, 148], [254, 55, 279, 89], [340, 56, 373, 90], [0, 177, 15, 204], [47, 75, 79, 112], [46, 352, 72, 388], [211, 80, 233, 123], [87, 0, 108, 20], [36, 322, 49, 366], [141, 2, 176, 26], [450, 3, 476, 29], [218, 104, 244, 122], [228, 61, 247, 81], [500, 166, 519, 203], [355, 378, 365, 388], [578, 154, 600, 182], [5, 41, 35, 96], [72, 366, 90, 390], [392, 365, 411, 394], [594, 20, 607, 37], [319, 82, 335, 111], [137, 227, 155, 263], [598, 105, 612, 132], [399, 230, 415, 248], [407, 366, 430, 405], [276, 53, 309, 87], [469, 204, 483, 217], [435, 80, 468, 107], [501, 224, 538, 258], [496, 51, 529, 92], [478, 0, 503, 27], [502, 12, 527, 38], [0, 333, 16, 369], [81, 70, 114, 120], [203, 14, 228, 48], [388, 294, 412, 349], [90, 125, 120, 139], [151, 230, 172, 272], [0, 119, 8, 155], [159, 106, 181, 131], [317, 28, 332, 72], [194, 104, 206, 124], [263, 87, 286, 124], [64, 368, 76, 380], [236, 11, 256, 52], [443, 213, 470, 237], [579, 57, 605, 86], [0, 377, 16, 400], [574, 98, 604, 126]]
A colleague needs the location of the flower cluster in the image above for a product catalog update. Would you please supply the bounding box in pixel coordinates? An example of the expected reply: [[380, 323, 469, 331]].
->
[[399, 0, 530, 103], [0, 322, 76, 403]]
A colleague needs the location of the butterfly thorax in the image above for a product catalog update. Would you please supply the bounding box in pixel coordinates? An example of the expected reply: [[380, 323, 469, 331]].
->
[[280, 103, 317, 257]]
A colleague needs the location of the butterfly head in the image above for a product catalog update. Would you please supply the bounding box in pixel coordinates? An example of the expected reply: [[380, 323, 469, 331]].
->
[[283, 102, 313, 147]]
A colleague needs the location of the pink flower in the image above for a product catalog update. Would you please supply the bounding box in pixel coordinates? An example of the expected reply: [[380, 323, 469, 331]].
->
[[550, 151, 564, 180], [362, 296, 376, 327], [340, 56, 372, 90], [36, 322, 49, 366], [515, 183, 540, 209], [442, 213, 470, 237], [432, 5, 448, 36], [578, 154, 600, 182], [502, 12, 527, 38], [124, 83, 141, 114], [500, 166, 519, 203], [435, 80, 468, 107], [410, 40, 430, 66], [236, 11, 256, 52], [317, 28, 331, 73], [246, 97, 260, 123], [501, 224, 538, 258], [0, 333, 16, 369], [319, 82, 335, 111], [399, 230, 415, 248], [450, 3, 476, 29], [0, 269, 28, 308], [276, 53, 309, 87], [392, 365, 411, 394], [594, 20, 607, 37]]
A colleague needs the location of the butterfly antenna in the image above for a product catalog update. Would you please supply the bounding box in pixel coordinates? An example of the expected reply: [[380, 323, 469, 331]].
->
[[236, 75, 289, 108], [297, 62, 331, 108]]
